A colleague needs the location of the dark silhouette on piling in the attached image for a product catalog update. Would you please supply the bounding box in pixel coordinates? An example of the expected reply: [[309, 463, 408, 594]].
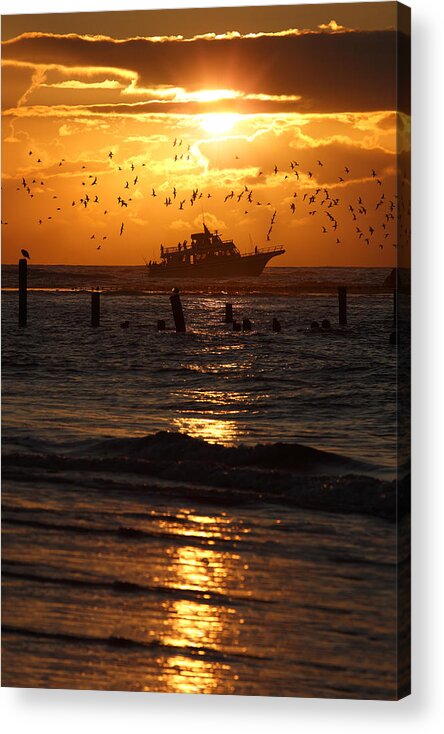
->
[[170, 288, 186, 332], [233, 320, 241, 332], [157, 319, 166, 331], [338, 287, 347, 326], [225, 303, 233, 324], [272, 318, 281, 332], [18, 258, 27, 327], [242, 318, 252, 332], [91, 291, 100, 327]]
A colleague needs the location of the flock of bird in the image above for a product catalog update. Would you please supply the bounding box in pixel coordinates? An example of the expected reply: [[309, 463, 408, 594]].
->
[[1, 138, 411, 258]]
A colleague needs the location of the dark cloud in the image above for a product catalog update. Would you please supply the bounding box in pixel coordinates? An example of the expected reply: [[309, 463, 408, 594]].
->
[[3, 29, 410, 114]]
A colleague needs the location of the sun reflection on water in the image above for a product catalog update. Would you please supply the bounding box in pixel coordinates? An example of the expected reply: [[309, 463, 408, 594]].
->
[[156, 528, 244, 694], [173, 416, 241, 444]]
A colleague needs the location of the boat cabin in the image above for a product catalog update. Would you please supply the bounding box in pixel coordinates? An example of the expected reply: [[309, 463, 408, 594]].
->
[[160, 225, 240, 266]]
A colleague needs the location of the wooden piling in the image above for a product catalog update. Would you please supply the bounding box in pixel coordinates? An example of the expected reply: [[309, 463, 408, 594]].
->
[[338, 286, 347, 326], [272, 318, 281, 332], [225, 303, 233, 324], [18, 258, 27, 327], [232, 320, 241, 332], [157, 319, 166, 331], [242, 318, 252, 332], [170, 288, 186, 333], [91, 291, 100, 327]]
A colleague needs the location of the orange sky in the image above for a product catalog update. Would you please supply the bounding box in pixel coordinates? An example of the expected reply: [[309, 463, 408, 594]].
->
[[1, 2, 410, 266]]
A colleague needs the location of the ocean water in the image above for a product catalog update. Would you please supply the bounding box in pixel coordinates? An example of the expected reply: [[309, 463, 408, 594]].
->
[[1, 266, 408, 698], [2, 265, 397, 469]]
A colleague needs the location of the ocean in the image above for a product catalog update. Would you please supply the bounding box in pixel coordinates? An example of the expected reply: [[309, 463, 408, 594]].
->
[[1, 265, 409, 697]]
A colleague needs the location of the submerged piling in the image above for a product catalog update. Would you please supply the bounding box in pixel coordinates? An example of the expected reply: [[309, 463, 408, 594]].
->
[[232, 320, 241, 332], [338, 286, 347, 326], [272, 318, 281, 332], [225, 303, 233, 324], [18, 258, 27, 327], [157, 319, 166, 331], [91, 291, 100, 327], [242, 318, 252, 332], [170, 288, 186, 333]]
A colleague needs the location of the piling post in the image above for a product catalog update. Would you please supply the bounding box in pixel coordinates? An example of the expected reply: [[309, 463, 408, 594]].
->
[[170, 288, 186, 333], [272, 318, 281, 332], [225, 303, 233, 324], [232, 320, 241, 332], [91, 290, 100, 327], [157, 319, 166, 331], [18, 258, 27, 327], [242, 318, 252, 332], [338, 286, 347, 326]]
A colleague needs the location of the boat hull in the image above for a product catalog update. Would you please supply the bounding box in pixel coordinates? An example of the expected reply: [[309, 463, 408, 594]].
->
[[147, 250, 284, 278]]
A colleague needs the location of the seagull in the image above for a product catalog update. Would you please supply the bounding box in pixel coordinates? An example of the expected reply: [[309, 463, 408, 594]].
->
[[21, 249, 30, 259]]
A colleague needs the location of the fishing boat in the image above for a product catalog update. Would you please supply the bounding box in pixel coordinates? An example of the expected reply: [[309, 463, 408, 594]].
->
[[146, 224, 285, 278]]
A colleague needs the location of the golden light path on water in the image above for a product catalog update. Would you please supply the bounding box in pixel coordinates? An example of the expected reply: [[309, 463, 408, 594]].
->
[[173, 416, 241, 444], [144, 515, 249, 693], [171, 384, 267, 444]]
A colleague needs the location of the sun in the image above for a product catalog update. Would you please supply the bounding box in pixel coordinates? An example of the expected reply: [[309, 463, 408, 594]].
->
[[200, 113, 240, 136]]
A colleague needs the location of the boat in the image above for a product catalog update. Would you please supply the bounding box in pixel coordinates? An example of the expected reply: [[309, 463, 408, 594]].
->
[[146, 224, 285, 278]]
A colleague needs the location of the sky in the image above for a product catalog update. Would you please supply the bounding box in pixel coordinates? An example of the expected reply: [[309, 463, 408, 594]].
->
[[1, 2, 410, 266]]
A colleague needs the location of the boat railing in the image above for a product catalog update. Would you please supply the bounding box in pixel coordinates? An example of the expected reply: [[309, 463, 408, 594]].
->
[[242, 245, 286, 256], [160, 243, 284, 257]]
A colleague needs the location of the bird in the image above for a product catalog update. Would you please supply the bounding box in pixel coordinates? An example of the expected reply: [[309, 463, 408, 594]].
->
[[21, 249, 30, 259], [120, 222, 124, 236]]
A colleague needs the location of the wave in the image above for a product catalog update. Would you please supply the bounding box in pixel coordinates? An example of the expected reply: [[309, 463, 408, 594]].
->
[[1, 265, 409, 297], [3, 431, 410, 521]]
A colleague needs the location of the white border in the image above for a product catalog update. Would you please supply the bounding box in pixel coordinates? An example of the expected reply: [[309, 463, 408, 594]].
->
[[1, 0, 444, 731]]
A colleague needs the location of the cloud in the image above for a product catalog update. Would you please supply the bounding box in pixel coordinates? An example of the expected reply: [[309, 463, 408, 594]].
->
[[2, 28, 410, 114]]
